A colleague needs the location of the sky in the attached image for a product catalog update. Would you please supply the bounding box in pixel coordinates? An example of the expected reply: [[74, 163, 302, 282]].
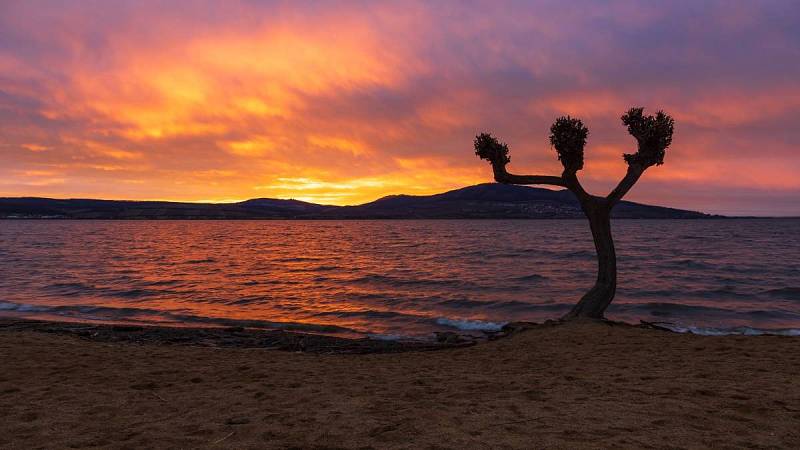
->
[[1, 1, 799, 216]]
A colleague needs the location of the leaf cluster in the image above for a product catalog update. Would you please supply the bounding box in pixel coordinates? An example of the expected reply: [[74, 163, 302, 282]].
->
[[474, 132, 510, 167], [621, 107, 674, 167], [549, 116, 587, 172]]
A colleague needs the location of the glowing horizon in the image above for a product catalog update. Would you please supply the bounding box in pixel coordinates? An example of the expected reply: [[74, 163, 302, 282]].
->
[[2, 1, 799, 215]]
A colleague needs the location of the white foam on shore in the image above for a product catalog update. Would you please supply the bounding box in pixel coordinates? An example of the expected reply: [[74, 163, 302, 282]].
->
[[436, 317, 507, 332], [663, 324, 800, 336]]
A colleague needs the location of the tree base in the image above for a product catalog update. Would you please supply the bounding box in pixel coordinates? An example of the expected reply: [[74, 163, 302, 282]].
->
[[562, 282, 615, 321]]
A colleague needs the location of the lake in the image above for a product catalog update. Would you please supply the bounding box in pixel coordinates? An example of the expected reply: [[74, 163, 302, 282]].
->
[[1, 219, 799, 338]]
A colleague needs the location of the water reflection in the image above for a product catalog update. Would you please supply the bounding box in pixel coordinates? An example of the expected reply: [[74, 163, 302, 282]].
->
[[0, 219, 799, 338]]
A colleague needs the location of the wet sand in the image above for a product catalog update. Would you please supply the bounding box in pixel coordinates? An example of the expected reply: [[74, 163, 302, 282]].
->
[[2, 320, 799, 449]]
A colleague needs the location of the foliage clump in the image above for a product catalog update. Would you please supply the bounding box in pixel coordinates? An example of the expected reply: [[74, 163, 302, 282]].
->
[[474, 132, 510, 167], [549, 116, 588, 173], [621, 107, 674, 167]]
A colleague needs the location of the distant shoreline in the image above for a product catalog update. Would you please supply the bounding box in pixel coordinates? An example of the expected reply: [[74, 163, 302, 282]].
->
[[0, 183, 716, 219]]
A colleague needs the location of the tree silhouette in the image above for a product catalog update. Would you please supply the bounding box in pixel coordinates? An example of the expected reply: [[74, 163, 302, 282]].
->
[[475, 107, 674, 319]]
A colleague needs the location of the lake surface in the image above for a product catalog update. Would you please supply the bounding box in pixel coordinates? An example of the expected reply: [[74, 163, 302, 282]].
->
[[1, 219, 799, 339]]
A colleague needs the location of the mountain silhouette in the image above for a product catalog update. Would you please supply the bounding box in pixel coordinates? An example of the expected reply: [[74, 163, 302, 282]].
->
[[0, 183, 711, 219]]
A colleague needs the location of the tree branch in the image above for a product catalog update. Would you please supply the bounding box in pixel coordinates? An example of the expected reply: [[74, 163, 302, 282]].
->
[[491, 164, 566, 187], [607, 164, 645, 205], [493, 165, 598, 207]]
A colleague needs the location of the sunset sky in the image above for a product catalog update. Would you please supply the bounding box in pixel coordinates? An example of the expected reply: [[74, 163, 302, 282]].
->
[[1, 1, 798, 215]]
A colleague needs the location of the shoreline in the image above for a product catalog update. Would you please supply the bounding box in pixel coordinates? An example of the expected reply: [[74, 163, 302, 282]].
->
[[3, 314, 799, 353], [0, 318, 483, 354], [2, 316, 798, 357]]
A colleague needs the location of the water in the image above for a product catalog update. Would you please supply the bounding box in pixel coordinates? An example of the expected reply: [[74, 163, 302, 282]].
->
[[1, 219, 799, 339]]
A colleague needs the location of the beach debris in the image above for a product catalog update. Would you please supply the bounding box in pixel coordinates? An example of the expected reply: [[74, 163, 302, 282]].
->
[[500, 321, 542, 335], [111, 325, 143, 332], [434, 331, 464, 344], [639, 320, 676, 332], [211, 431, 235, 445]]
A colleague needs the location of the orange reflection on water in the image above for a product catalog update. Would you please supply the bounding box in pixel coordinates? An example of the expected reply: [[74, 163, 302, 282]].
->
[[2, 220, 800, 338]]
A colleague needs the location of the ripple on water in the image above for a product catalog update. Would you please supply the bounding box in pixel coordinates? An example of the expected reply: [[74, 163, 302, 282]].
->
[[1, 219, 799, 338]]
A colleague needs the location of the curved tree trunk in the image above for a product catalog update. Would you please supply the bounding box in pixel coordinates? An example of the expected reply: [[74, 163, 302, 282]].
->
[[563, 204, 616, 319]]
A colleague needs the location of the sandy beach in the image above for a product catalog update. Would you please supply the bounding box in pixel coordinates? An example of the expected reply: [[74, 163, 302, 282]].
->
[[2, 320, 799, 449]]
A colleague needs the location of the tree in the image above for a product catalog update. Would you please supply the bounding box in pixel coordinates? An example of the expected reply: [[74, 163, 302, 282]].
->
[[474, 107, 674, 319]]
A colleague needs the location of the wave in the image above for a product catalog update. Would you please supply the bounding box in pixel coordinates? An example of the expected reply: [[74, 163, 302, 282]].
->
[[273, 256, 325, 263], [625, 287, 750, 300], [765, 287, 800, 301], [44, 282, 94, 297], [309, 265, 340, 272], [560, 250, 595, 260], [435, 317, 507, 331], [514, 273, 548, 282], [43, 282, 169, 299], [312, 309, 422, 320], [679, 235, 708, 240], [667, 259, 713, 270], [108, 288, 164, 299], [438, 298, 487, 308], [611, 302, 800, 320], [0, 300, 356, 335], [1, 300, 507, 338], [5, 298, 799, 340], [485, 301, 568, 312], [659, 324, 800, 337], [228, 296, 271, 306], [184, 258, 216, 264], [422, 298, 570, 314], [349, 274, 468, 288], [142, 279, 184, 287], [613, 302, 733, 315]]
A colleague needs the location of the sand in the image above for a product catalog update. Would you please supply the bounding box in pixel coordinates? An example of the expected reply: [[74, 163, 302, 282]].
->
[[2, 320, 799, 449]]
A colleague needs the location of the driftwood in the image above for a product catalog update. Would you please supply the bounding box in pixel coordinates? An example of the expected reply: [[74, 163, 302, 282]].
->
[[211, 431, 235, 445], [638, 320, 676, 332]]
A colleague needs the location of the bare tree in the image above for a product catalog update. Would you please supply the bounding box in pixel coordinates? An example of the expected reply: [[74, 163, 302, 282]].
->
[[474, 108, 674, 319]]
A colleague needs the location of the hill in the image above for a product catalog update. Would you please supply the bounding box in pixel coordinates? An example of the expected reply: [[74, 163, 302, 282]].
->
[[0, 184, 711, 219]]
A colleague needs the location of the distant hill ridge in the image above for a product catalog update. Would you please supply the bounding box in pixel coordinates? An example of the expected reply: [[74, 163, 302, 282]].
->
[[0, 183, 712, 219]]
